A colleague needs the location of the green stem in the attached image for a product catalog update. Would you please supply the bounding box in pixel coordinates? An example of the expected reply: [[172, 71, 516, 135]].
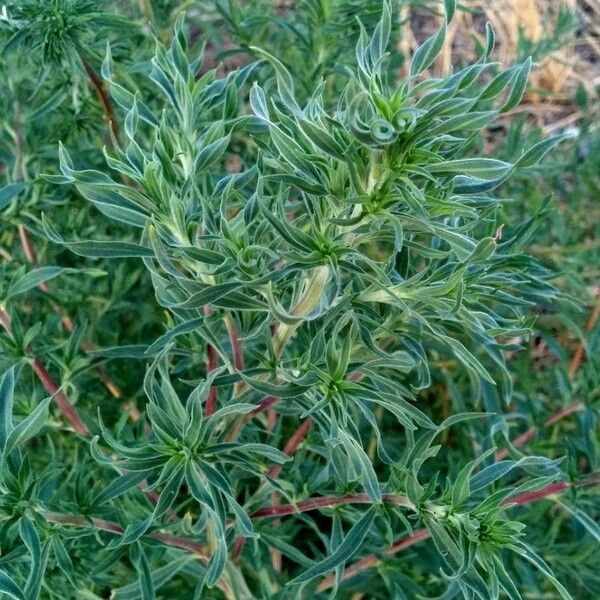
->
[[271, 265, 329, 358]]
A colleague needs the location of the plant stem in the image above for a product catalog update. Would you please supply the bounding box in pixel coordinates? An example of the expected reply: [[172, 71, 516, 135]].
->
[[0, 305, 91, 435], [497, 295, 598, 460], [16, 224, 122, 398], [271, 265, 329, 358], [225, 315, 245, 372], [13, 95, 121, 397], [203, 305, 218, 416], [317, 528, 431, 592], [0, 313, 163, 514], [227, 266, 328, 440], [233, 416, 315, 565], [83, 59, 119, 144], [30, 359, 91, 435], [568, 297, 600, 379], [316, 479, 584, 592], [38, 476, 594, 595], [225, 314, 245, 396], [267, 417, 313, 480], [18, 225, 40, 268], [41, 511, 233, 597], [250, 493, 414, 519], [495, 400, 584, 461], [268, 416, 313, 573]]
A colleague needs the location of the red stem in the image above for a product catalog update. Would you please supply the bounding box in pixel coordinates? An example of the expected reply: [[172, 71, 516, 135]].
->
[[0, 307, 11, 332], [267, 417, 313, 479], [149, 530, 207, 555], [30, 359, 91, 435], [40, 476, 591, 596], [496, 400, 585, 461], [235, 416, 315, 564], [203, 305, 218, 416], [0, 306, 91, 435], [226, 318, 245, 372], [204, 343, 218, 416], [501, 481, 569, 506], [18, 225, 40, 267], [267, 416, 313, 571], [252, 395, 279, 415], [317, 528, 432, 591], [250, 493, 412, 520], [316, 479, 578, 592], [497, 299, 598, 460], [83, 60, 119, 143], [15, 225, 122, 398], [544, 400, 584, 426], [41, 511, 233, 597], [1, 313, 155, 514]]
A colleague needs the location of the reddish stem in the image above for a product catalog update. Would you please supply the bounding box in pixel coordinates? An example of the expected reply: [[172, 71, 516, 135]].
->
[[498, 298, 598, 460], [252, 395, 280, 414], [496, 400, 585, 461], [544, 400, 584, 426], [30, 359, 91, 436], [230, 535, 246, 562], [205, 344, 218, 416], [267, 416, 313, 572], [226, 318, 245, 372], [41, 475, 588, 596], [317, 528, 432, 592], [203, 306, 218, 416], [43, 511, 125, 535], [267, 417, 313, 479], [16, 225, 122, 399], [83, 60, 119, 143], [568, 301, 600, 380], [250, 493, 412, 520], [42, 510, 237, 595], [149, 531, 207, 555], [18, 225, 40, 268], [0, 307, 11, 332], [0, 306, 90, 435], [501, 481, 570, 506], [235, 416, 315, 565], [266, 408, 278, 431], [316, 479, 577, 592]]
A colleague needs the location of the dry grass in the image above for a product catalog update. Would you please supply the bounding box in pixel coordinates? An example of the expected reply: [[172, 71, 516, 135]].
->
[[401, 0, 600, 132]]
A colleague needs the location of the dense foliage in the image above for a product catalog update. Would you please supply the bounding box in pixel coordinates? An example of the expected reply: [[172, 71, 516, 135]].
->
[[0, 1, 598, 598]]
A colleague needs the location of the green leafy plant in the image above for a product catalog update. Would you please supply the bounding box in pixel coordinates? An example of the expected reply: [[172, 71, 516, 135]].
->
[[0, 1, 598, 598]]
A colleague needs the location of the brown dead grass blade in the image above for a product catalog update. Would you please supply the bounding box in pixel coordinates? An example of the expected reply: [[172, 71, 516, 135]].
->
[[403, 0, 599, 129]]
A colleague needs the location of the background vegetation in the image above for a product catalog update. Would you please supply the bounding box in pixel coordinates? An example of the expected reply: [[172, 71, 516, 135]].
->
[[0, 1, 598, 598]]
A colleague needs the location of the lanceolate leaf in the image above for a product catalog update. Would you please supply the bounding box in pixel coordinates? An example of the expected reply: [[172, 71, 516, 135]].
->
[[5, 267, 74, 301], [0, 571, 25, 600], [0, 367, 16, 450], [2, 398, 50, 457], [289, 506, 377, 585]]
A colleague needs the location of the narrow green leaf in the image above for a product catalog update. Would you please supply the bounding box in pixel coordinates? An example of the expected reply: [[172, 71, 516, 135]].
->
[[3, 398, 51, 457], [289, 506, 377, 585], [0, 367, 16, 450], [428, 158, 512, 180], [0, 570, 25, 600], [0, 182, 26, 210], [500, 57, 532, 113], [6, 267, 69, 301]]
